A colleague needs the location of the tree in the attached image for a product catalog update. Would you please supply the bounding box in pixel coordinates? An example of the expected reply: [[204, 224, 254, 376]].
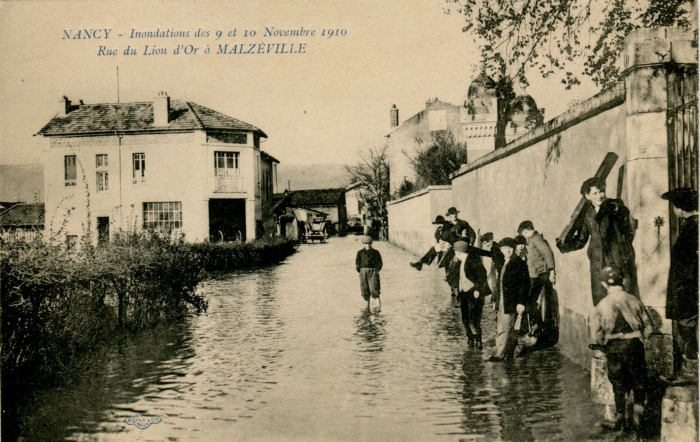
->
[[408, 130, 469, 187], [446, 0, 691, 89], [345, 144, 391, 221]]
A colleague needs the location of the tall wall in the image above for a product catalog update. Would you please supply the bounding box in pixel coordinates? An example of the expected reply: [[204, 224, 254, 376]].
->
[[387, 185, 453, 255]]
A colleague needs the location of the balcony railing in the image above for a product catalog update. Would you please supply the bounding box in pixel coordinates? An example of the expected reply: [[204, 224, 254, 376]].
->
[[214, 175, 244, 193]]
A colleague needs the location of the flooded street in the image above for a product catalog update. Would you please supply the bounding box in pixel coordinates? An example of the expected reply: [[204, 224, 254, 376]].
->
[[14, 237, 625, 441]]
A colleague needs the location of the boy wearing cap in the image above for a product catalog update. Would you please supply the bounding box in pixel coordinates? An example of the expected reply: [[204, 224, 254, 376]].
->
[[589, 266, 654, 431], [489, 238, 530, 361], [514, 235, 528, 262], [661, 187, 699, 377], [356, 235, 383, 311], [452, 240, 492, 348], [479, 232, 502, 299], [557, 177, 638, 306], [410, 215, 453, 271], [518, 221, 556, 349]]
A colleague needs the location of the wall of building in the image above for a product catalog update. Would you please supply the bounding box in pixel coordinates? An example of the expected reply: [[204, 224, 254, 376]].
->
[[386, 100, 462, 195], [387, 185, 453, 256], [44, 129, 268, 244]]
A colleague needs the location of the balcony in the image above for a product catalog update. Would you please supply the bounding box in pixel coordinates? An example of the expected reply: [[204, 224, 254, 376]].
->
[[214, 175, 244, 193]]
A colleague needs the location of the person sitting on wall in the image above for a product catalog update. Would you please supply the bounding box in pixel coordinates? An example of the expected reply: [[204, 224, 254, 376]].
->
[[661, 187, 698, 382], [556, 177, 638, 306], [410, 215, 453, 271]]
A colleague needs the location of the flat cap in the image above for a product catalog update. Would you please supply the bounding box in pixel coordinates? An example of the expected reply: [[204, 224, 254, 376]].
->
[[433, 215, 446, 225], [517, 220, 534, 233], [499, 237, 517, 249], [514, 235, 527, 246], [661, 187, 698, 212], [361, 235, 373, 244], [480, 232, 494, 242]]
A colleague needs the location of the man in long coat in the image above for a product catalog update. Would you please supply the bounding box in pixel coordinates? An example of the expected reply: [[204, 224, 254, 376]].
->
[[557, 177, 638, 306], [662, 187, 698, 374]]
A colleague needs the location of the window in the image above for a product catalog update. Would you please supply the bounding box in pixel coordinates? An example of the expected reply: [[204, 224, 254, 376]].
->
[[215, 151, 240, 176], [96, 154, 108, 167], [66, 235, 78, 250], [96, 171, 109, 192], [64, 155, 77, 186], [143, 202, 182, 230], [133, 153, 145, 184]]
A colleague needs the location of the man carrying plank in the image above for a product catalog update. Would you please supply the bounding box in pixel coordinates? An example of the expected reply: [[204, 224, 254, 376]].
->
[[557, 176, 638, 306]]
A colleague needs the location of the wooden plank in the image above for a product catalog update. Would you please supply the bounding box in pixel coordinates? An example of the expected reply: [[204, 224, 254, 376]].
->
[[557, 152, 619, 244]]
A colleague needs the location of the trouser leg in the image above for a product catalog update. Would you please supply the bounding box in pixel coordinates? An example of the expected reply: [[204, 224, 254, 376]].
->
[[460, 291, 474, 342], [494, 311, 516, 359], [467, 294, 485, 345], [420, 247, 438, 265], [359, 269, 370, 301]]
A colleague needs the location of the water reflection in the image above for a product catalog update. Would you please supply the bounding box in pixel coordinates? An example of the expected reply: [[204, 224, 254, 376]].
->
[[11, 238, 626, 442]]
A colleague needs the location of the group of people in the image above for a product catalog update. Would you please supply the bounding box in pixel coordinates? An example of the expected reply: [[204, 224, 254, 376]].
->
[[397, 177, 698, 433], [352, 176, 698, 433], [409, 207, 556, 360]]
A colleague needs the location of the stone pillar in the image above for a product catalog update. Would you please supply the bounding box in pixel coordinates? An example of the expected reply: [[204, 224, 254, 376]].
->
[[623, 27, 698, 377]]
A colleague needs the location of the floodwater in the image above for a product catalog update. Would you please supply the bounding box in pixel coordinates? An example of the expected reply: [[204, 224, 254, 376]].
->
[[10, 236, 635, 441]]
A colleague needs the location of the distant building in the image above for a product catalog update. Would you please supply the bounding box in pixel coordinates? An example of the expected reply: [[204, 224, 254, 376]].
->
[[386, 73, 541, 195], [37, 93, 278, 244], [345, 182, 368, 232], [0, 202, 44, 242], [273, 188, 347, 235]]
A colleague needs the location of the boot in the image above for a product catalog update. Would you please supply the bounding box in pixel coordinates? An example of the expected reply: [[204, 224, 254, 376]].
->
[[409, 261, 423, 271]]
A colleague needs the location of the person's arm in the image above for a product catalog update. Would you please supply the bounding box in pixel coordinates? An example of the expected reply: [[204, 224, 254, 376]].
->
[[588, 308, 605, 348], [639, 303, 655, 340], [535, 236, 557, 283], [376, 250, 383, 271], [516, 263, 530, 313], [355, 251, 361, 273], [556, 212, 590, 253]]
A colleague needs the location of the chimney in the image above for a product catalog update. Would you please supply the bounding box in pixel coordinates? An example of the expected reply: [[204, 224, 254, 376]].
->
[[58, 96, 72, 117], [390, 104, 399, 128], [153, 91, 170, 126]]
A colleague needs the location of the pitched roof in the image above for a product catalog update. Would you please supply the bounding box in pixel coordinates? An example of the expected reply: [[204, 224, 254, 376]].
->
[[36, 100, 267, 137], [0, 203, 45, 227], [287, 188, 346, 206]]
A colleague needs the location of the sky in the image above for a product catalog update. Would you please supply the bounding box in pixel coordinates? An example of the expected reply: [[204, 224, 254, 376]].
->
[[0, 0, 600, 169]]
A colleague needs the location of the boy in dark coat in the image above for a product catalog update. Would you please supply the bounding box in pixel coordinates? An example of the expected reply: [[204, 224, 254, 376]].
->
[[661, 187, 698, 377], [557, 177, 638, 306], [356, 235, 383, 311], [589, 266, 653, 431], [452, 240, 492, 349], [489, 238, 530, 361]]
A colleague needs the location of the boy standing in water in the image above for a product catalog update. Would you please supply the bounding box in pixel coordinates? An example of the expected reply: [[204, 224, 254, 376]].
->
[[356, 235, 383, 311], [589, 266, 653, 431]]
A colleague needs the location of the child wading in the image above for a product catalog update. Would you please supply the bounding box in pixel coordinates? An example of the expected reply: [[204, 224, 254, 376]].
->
[[589, 266, 653, 431], [356, 235, 383, 311]]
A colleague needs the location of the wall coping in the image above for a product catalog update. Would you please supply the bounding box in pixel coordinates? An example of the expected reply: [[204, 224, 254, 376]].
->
[[451, 81, 626, 179], [387, 185, 452, 206]]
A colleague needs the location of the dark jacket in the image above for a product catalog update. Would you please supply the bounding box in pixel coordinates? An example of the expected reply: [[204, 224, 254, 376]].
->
[[355, 248, 383, 272], [446, 246, 492, 295], [667, 215, 698, 320], [557, 198, 638, 305], [494, 257, 530, 314]]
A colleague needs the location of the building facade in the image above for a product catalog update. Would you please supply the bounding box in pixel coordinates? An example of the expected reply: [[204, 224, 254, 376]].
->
[[38, 93, 278, 244], [386, 74, 540, 195]]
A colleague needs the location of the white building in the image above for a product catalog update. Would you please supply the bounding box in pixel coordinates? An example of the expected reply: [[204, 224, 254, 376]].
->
[[38, 93, 279, 244]]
